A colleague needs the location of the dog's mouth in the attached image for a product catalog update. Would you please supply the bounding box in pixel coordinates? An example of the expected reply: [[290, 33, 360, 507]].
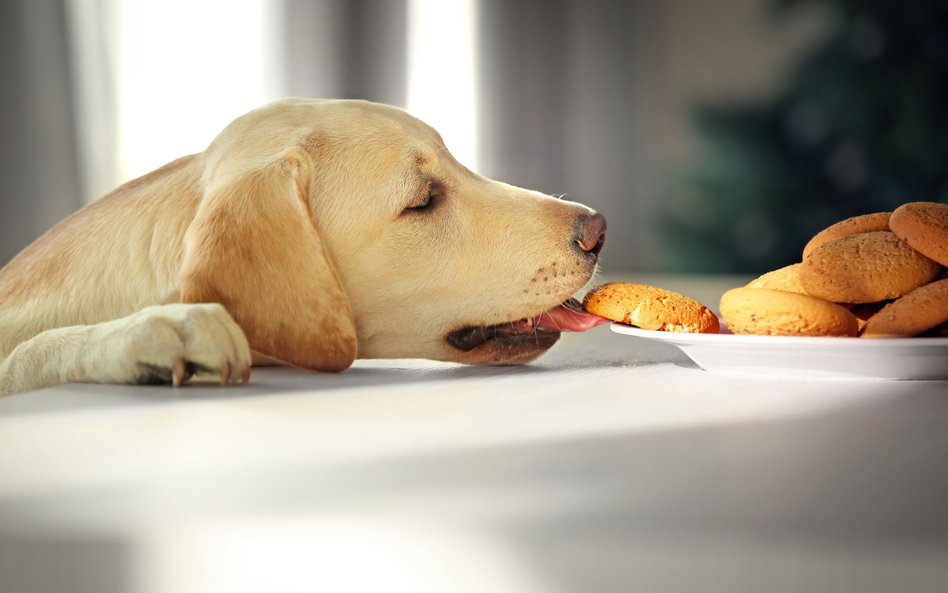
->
[[445, 299, 607, 364]]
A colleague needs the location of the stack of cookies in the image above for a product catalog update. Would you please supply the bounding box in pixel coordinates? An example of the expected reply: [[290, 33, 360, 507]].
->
[[720, 201, 948, 337]]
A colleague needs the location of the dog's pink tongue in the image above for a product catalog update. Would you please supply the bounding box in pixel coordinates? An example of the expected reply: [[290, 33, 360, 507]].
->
[[535, 301, 608, 332]]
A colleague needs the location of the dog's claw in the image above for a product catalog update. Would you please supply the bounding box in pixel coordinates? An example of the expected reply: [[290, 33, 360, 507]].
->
[[172, 358, 187, 387], [220, 361, 231, 385], [241, 364, 251, 384]]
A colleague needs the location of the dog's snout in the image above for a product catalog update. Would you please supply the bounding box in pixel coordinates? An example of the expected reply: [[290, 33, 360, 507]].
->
[[575, 212, 606, 257]]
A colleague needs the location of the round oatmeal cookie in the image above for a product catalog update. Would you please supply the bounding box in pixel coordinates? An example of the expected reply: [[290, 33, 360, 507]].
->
[[802, 211, 891, 258], [582, 282, 720, 333], [801, 231, 943, 303], [720, 287, 859, 337], [889, 201, 948, 267], [861, 278, 948, 337], [746, 263, 807, 295]]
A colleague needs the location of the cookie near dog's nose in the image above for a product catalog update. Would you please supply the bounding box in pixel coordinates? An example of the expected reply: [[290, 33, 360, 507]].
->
[[575, 213, 607, 257]]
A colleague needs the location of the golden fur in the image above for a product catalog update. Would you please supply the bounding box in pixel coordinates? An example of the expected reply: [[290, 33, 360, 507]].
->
[[0, 98, 603, 395]]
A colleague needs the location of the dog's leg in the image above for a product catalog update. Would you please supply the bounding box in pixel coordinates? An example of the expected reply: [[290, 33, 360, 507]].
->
[[0, 304, 252, 397]]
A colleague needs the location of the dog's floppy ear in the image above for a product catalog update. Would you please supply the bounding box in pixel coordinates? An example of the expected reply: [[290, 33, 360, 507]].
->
[[179, 149, 357, 372]]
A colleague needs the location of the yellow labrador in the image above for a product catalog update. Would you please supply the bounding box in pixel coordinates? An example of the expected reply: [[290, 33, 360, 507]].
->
[[0, 98, 606, 396]]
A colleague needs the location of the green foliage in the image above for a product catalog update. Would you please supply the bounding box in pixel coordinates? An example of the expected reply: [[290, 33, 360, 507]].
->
[[661, 0, 948, 273]]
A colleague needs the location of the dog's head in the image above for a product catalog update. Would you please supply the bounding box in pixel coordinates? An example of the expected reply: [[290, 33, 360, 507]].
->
[[181, 98, 605, 370]]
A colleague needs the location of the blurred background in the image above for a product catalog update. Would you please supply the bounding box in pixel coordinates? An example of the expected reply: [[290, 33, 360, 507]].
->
[[1, 0, 946, 273]]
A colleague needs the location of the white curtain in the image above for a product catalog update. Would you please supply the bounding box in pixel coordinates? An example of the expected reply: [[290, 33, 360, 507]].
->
[[66, 0, 287, 204]]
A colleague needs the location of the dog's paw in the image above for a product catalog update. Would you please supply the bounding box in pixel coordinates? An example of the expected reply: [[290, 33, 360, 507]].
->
[[83, 303, 252, 388]]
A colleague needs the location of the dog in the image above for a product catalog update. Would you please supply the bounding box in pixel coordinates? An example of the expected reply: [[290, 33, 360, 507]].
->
[[0, 98, 606, 396]]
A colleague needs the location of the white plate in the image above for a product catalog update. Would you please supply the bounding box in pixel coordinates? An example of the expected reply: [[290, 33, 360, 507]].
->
[[610, 323, 948, 380]]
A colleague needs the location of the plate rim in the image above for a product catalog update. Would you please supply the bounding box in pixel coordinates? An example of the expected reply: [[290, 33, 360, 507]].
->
[[609, 322, 948, 348], [609, 321, 948, 380]]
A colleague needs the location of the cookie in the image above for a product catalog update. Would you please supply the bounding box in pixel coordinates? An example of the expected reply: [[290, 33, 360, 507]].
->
[[720, 287, 858, 337], [582, 283, 720, 333], [801, 231, 943, 303], [802, 212, 891, 258], [861, 278, 948, 337], [746, 263, 807, 295], [888, 201, 948, 267]]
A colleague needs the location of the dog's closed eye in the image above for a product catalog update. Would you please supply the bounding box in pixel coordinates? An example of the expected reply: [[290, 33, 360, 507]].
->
[[402, 180, 445, 215]]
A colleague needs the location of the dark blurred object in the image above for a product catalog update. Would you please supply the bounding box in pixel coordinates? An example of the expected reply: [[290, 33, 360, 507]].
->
[[284, 0, 406, 104], [0, 0, 83, 267], [661, 0, 948, 273]]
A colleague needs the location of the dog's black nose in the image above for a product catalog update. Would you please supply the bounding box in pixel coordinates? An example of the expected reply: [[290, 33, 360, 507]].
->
[[575, 212, 606, 257]]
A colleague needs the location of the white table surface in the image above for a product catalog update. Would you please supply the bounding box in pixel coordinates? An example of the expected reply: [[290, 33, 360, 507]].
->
[[1, 275, 946, 593]]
